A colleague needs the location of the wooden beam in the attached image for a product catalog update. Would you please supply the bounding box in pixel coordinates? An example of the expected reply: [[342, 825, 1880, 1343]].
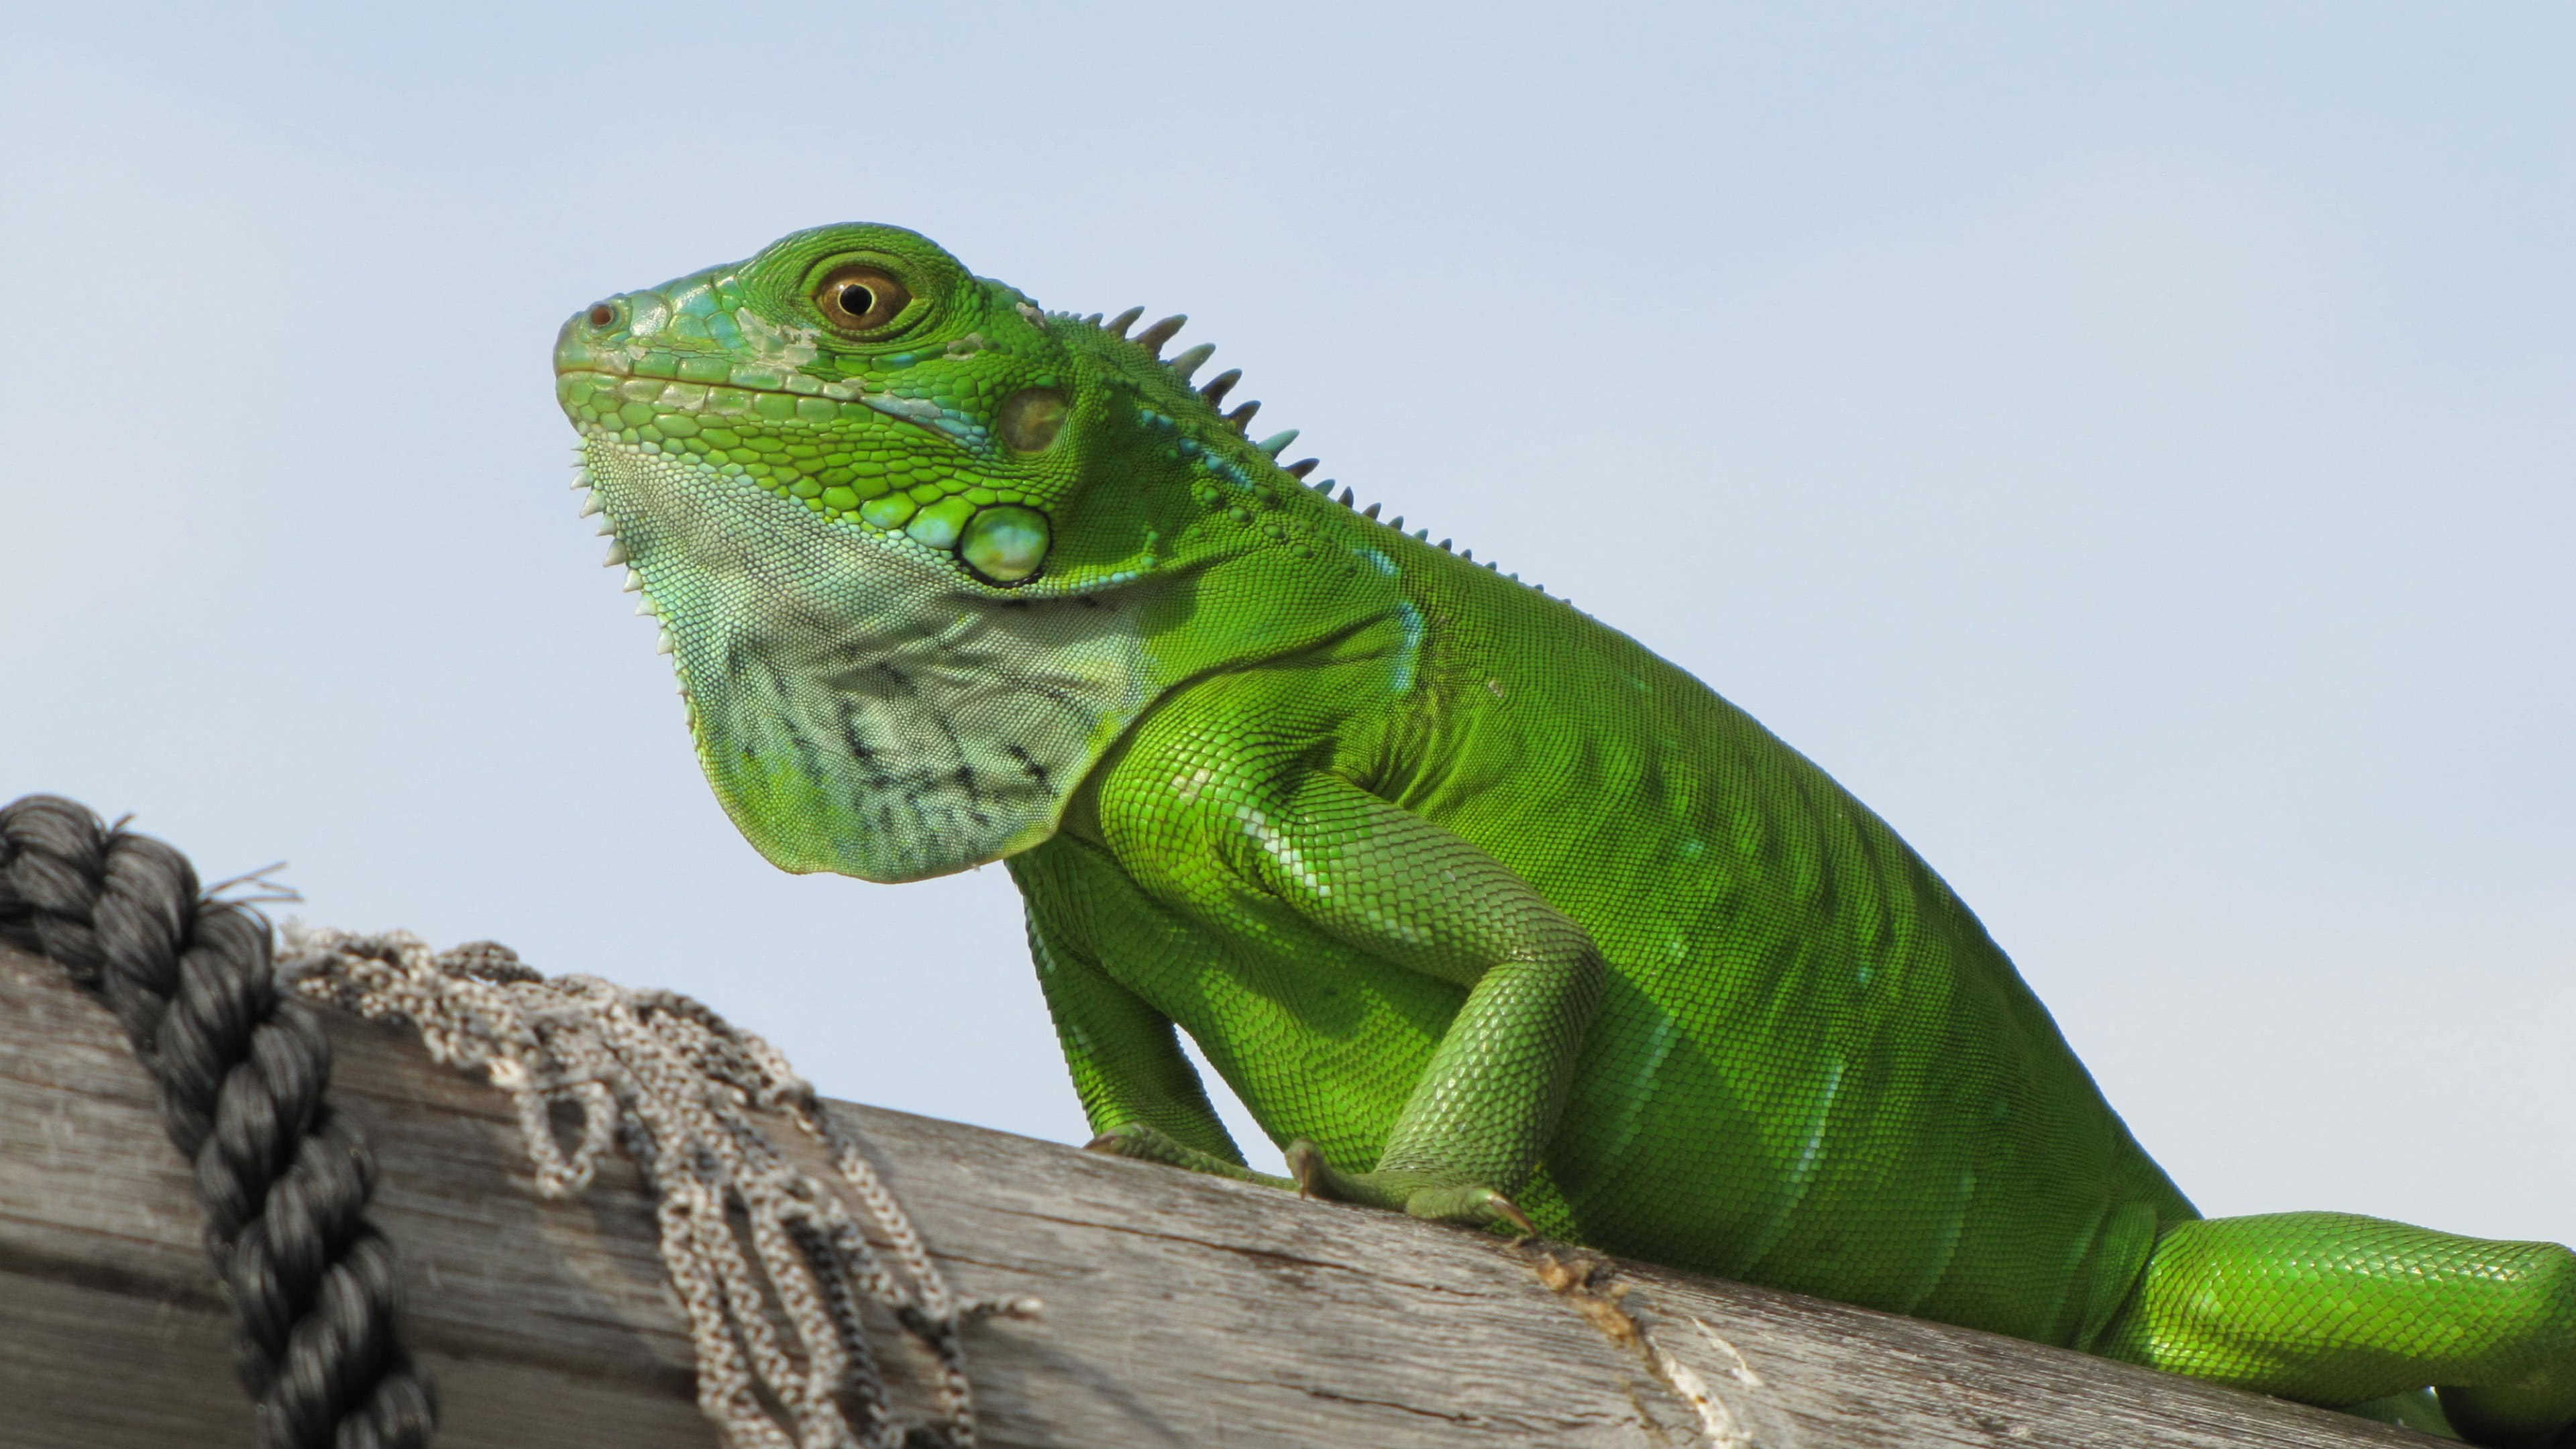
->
[[0, 941, 2423, 1448]]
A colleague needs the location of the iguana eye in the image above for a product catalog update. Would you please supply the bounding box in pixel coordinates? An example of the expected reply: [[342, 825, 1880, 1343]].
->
[[814, 266, 911, 332]]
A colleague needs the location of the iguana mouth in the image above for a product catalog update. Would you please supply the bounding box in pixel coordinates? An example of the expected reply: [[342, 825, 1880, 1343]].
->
[[551, 293, 987, 453], [554, 366, 980, 454], [556, 360, 871, 398]]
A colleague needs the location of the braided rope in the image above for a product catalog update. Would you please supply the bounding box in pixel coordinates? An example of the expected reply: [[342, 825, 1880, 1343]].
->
[[278, 926, 1036, 1449], [0, 794, 439, 1449]]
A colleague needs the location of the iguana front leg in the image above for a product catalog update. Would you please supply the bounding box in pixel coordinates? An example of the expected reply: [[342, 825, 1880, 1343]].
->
[[1085, 692, 1609, 1232], [1010, 881, 1287, 1185]]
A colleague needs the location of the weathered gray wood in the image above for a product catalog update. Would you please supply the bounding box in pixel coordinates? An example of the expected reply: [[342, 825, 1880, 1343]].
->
[[0, 939, 2430, 1448]]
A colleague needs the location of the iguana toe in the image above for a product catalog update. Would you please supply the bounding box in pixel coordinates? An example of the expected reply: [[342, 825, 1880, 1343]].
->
[[1283, 1139, 1534, 1234], [1088, 1123, 1290, 1187], [1084, 1122, 1168, 1158], [1429, 1185, 1536, 1236]]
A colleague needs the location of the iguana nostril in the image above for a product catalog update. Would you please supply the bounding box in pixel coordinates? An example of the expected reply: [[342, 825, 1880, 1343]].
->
[[587, 302, 619, 329]]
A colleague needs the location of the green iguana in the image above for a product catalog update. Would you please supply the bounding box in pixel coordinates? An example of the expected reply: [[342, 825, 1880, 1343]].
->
[[554, 222, 2575, 1443]]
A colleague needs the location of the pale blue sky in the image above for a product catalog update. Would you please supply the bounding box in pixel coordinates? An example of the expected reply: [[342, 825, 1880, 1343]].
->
[[4, 2, 2569, 1240]]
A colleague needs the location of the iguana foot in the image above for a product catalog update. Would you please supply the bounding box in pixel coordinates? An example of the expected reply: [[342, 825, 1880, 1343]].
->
[[1084, 1123, 1293, 1188], [1283, 1140, 1536, 1235]]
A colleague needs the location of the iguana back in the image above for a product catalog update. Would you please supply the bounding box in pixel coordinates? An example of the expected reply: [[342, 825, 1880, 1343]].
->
[[1018, 535, 2190, 1348]]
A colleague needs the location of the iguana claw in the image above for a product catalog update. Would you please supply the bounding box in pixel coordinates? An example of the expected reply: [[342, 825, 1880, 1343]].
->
[[1483, 1193, 1539, 1237], [1285, 1138, 1326, 1199]]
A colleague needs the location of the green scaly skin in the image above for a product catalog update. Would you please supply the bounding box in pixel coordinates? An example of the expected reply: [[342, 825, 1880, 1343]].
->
[[555, 223, 2576, 1444]]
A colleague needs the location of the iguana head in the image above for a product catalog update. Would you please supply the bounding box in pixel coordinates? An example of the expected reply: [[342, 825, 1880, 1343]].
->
[[555, 223, 1374, 881]]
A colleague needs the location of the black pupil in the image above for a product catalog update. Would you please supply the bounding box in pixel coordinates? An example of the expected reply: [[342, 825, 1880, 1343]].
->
[[839, 284, 876, 319]]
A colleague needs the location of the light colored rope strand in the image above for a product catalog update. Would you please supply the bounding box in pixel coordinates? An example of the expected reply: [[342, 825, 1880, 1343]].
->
[[810, 1114, 978, 1426], [276, 925, 1035, 1449]]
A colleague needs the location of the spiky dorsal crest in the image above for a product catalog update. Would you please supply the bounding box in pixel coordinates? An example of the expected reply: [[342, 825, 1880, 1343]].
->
[[1063, 302, 1556, 596]]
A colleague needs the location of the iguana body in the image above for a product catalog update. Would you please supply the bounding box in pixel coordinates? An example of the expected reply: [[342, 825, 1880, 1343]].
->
[[556, 223, 2576, 1443]]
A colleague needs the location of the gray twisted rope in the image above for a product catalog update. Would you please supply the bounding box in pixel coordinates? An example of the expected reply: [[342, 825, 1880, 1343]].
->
[[0, 794, 438, 1449]]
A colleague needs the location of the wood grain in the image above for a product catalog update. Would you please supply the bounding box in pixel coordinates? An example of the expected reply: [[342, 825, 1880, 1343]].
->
[[0, 941, 2430, 1447]]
